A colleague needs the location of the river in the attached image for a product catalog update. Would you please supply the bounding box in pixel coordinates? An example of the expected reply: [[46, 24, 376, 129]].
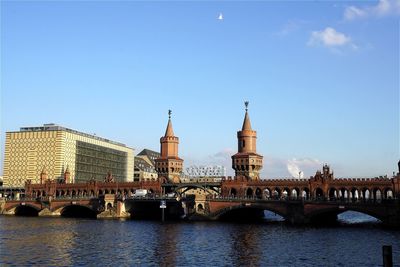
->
[[0, 212, 399, 266]]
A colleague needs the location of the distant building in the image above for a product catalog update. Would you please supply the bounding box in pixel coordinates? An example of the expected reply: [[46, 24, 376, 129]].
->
[[137, 149, 160, 165], [185, 165, 226, 178], [3, 124, 134, 187], [134, 149, 160, 182]]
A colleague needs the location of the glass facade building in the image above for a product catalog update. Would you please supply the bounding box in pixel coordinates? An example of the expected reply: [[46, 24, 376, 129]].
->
[[3, 124, 134, 187]]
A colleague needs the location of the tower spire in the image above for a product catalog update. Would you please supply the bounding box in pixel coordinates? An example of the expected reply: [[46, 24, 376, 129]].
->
[[232, 101, 263, 180], [242, 101, 252, 131], [165, 109, 175, 137]]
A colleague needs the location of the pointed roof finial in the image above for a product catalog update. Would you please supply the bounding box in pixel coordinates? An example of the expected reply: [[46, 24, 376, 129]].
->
[[242, 101, 252, 131], [165, 110, 175, 137]]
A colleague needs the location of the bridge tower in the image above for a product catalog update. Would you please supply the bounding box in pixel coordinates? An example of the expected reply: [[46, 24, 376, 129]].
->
[[155, 110, 183, 183], [232, 102, 263, 180], [40, 167, 48, 184], [63, 165, 71, 184]]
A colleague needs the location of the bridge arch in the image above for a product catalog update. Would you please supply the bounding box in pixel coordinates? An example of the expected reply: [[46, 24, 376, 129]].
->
[[214, 204, 288, 222], [290, 188, 300, 200], [373, 188, 382, 201], [384, 188, 394, 199], [307, 206, 383, 224], [361, 188, 371, 200], [273, 188, 281, 199], [301, 188, 310, 200], [350, 188, 359, 200], [11, 204, 40, 216], [282, 188, 290, 199], [263, 188, 271, 199], [173, 184, 218, 196], [255, 188, 263, 199], [328, 187, 337, 199], [230, 188, 237, 197], [60, 204, 97, 218], [246, 188, 253, 197], [314, 188, 324, 199], [197, 203, 204, 212]]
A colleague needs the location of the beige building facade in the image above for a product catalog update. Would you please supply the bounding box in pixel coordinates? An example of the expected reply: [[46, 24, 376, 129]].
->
[[3, 124, 134, 187], [134, 149, 159, 182]]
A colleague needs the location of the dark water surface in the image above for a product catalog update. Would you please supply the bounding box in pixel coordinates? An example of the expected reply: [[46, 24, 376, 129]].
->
[[1, 213, 399, 266]]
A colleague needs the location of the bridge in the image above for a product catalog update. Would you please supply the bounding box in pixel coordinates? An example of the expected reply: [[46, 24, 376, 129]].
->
[[201, 197, 400, 226], [1, 194, 184, 220], [1, 165, 400, 227]]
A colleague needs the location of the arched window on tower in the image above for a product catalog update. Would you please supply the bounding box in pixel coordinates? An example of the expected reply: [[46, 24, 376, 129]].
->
[[242, 140, 245, 148]]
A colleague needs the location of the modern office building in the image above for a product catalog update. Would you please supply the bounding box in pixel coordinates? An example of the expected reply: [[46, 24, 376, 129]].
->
[[2, 124, 134, 187]]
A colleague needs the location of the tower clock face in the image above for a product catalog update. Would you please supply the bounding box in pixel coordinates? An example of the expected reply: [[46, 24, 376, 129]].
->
[[251, 159, 254, 163]]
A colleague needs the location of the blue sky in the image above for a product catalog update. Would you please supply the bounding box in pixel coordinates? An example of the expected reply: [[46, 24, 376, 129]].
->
[[1, 0, 399, 178]]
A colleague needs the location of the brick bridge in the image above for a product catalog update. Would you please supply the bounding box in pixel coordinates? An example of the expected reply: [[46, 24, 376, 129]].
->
[[2, 166, 400, 226], [203, 198, 400, 226], [1, 180, 163, 218], [190, 166, 400, 227]]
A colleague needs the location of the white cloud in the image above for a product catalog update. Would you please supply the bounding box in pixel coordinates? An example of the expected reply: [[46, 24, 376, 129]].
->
[[308, 27, 354, 49], [344, 6, 368, 20], [286, 158, 322, 178], [344, 0, 400, 20]]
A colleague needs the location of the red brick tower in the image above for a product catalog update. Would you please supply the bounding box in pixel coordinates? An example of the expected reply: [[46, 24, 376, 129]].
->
[[64, 165, 71, 184], [232, 102, 263, 180], [40, 167, 48, 184], [155, 110, 183, 183]]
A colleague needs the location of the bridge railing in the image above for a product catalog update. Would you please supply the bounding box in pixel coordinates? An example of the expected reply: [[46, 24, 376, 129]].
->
[[208, 195, 396, 204], [127, 194, 177, 200], [6, 195, 98, 202]]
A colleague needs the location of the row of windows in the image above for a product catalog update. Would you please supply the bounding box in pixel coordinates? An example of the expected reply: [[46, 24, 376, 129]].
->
[[76, 150, 126, 162], [77, 141, 127, 156], [76, 155, 125, 168], [157, 162, 182, 166], [75, 141, 127, 182]]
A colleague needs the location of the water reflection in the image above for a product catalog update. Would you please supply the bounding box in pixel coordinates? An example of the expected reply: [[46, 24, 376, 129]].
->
[[154, 223, 180, 266], [1, 216, 400, 266], [264, 210, 285, 222], [0, 217, 76, 266], [229, 224, 262, 267], [338, 211, 380, 224]]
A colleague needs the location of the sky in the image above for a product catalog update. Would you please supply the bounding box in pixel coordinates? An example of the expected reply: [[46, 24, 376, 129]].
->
[[1, 0, 399, 178]]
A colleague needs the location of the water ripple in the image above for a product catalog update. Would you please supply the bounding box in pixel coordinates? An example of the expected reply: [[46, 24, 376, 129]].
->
[[1, 215, 399, 266]]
